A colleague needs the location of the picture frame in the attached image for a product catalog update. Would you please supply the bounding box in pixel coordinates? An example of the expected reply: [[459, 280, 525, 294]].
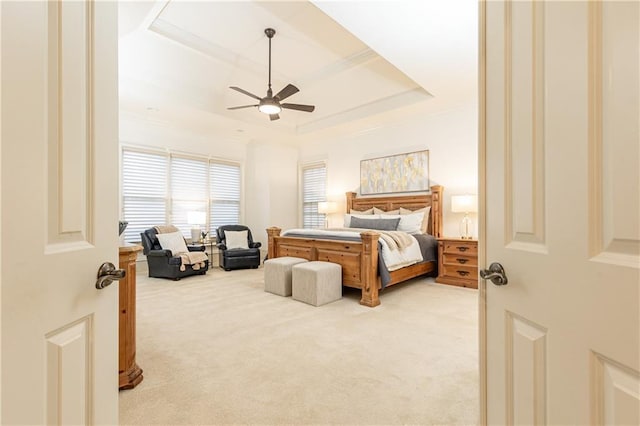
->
[[360, 150, 430, 195]]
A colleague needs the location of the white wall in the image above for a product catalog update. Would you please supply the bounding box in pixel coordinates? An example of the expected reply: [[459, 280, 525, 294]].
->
[[244, 141, 299, 246], [298, 101, 478, 238], [119, 113, 248, 160]]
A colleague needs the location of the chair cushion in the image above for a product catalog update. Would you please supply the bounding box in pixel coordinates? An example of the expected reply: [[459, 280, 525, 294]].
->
[[225, 230, 249, 249], [224, 247, 259, 258], [157, 231, 188, 254]]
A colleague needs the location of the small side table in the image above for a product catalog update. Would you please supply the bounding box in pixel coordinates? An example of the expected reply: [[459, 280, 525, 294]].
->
[[189, 240, 216, 269], [205, 239, 216, 269], [435, 238, 479, 289], [118, 244, 144, 390]]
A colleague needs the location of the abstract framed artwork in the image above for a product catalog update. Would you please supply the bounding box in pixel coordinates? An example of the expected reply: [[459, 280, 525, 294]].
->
[[360, 150, 430, 195]]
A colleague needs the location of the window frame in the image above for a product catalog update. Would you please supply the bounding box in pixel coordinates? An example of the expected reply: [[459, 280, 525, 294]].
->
[[299, 161, 328, 229]]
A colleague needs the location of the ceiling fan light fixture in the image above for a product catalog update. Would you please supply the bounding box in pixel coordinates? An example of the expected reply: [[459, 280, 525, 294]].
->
[[258, 101, 281, 115], [227, 27, 315, 119]]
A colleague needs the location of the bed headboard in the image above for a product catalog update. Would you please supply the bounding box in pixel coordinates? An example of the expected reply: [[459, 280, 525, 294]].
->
[[345, 185, 443, 238]]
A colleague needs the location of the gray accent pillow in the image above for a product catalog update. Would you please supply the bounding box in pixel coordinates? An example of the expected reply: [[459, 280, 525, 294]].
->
[[349, 216, 401, 231]]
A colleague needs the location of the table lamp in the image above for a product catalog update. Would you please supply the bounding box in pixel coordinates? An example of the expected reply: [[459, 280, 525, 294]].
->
[[451, 195, 477, 239], [187, 211, 206, 243], [317, 201, 337, 228]]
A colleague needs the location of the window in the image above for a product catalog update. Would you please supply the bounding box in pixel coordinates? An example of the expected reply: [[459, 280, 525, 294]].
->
[[301, 162, 327, 228], [210, 162, 241, 234], [121, 147, 241, 243], [170, 156, 208, 237], [121, 150, 168, 243]]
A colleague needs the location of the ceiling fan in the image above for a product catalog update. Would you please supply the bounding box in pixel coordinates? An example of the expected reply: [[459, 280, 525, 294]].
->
[[227, 28, 315, 121]]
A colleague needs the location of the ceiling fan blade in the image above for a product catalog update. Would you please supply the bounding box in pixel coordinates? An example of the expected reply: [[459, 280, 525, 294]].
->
[[274, 84, 299, 101], [269, 114, 280, 121], [229, 86, 262, 101], [281, 103, 315, 113], [227, 104, 258, 110]]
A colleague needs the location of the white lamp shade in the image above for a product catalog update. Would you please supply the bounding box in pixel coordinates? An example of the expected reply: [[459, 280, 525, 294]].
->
[[187, 211, 206, 225], [317, 201, 337, 214], [451, 195, 478, 213]]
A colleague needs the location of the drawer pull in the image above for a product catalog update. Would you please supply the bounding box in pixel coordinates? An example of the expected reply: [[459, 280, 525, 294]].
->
[[457, 270, 470, 277], [457, 246, 469, 252], [456, 258, 468, 264]]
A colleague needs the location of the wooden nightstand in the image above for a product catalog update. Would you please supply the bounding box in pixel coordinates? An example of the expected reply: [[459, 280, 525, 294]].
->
[[436, 238, 478, 289]]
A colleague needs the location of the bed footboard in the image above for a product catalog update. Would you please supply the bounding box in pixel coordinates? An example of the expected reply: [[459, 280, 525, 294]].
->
[[266, 227, 381, 307]]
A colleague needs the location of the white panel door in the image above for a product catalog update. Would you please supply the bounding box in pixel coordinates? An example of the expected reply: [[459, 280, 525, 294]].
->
[[1, 1, 119, 424], [481, 1, 639, 424]]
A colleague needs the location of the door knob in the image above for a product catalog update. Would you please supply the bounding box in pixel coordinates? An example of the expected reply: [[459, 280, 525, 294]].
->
[[96, 262, 126, 289], [480, 262, 508, 286]]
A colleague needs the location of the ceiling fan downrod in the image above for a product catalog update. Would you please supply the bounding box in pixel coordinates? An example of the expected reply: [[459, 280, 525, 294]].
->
[[265, 28, 276, 97]]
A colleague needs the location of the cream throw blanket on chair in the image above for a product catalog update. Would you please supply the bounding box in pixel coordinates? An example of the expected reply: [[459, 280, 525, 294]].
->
[[154, 225, 208, 271]]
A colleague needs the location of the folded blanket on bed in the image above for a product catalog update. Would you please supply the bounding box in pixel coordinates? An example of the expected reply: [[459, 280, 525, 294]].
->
[[336, 228, 413, 251]]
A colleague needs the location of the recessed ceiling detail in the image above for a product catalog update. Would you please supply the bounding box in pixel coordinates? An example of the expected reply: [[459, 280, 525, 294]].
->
[[119, 0, 434, 135]]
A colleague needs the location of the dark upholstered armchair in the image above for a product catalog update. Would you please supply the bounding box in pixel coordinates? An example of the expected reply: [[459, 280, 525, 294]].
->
[[140, 228, 209, 280], [216, 225, 261, 271]]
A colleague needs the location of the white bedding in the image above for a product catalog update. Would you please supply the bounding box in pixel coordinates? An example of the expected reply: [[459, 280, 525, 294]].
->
[[280, 228, 423, 271]]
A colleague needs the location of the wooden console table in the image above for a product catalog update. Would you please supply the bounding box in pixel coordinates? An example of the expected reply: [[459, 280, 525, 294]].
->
[[118, 245, 144, 390]]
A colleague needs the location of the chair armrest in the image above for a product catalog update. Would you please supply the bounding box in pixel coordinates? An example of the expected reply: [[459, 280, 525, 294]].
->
[[250, 242, 262, 249], [187, 245, 205, 252], [216, 243, 227, 250], [147, 249, 172, 257]]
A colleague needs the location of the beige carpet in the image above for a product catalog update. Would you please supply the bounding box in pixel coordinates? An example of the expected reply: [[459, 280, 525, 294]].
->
[[120, 267, 479, 425]]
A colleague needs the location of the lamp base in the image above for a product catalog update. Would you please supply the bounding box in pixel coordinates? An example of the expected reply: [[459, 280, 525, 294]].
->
[[459, 215, 474, 240], [190, 228, 201, 243]]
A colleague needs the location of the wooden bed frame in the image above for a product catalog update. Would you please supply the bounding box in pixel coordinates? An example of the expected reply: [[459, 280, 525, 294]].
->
[[266, 185, 443, 307]]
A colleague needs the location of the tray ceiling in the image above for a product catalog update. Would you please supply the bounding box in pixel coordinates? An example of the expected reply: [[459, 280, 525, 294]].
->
[[119, 1, 476, 139]]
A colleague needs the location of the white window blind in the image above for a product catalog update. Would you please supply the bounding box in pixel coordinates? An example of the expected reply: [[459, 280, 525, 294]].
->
[[302, 163, 326, 229], [210, 162, 241, 234], [171, 156, 208, 238], [122, 150, 168, 243], [121, 147, 242, 243]]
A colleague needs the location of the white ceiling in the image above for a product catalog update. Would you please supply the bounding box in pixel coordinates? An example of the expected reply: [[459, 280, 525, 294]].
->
[[118, 0, 477, 141]]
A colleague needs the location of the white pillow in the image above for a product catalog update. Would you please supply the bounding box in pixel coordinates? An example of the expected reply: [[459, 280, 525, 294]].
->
[[225, 230, 249, 250], [400, 206, 431, 234], [344, 213, 381, 227], [373, 207, 400, 215], [350, 208, 374, 215], [381, 212, 425, 234], [156, 231, 188, 254]]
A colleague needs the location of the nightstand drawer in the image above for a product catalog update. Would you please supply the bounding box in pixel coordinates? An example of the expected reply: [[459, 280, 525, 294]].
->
[[440, 264, 478, 280], [442, 253, 478, 267], [442, 241, 478, 256]]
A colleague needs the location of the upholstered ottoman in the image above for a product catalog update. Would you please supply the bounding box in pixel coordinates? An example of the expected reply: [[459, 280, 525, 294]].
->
[[264, 257, 309, 296], [292, 261, 342, 306]]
